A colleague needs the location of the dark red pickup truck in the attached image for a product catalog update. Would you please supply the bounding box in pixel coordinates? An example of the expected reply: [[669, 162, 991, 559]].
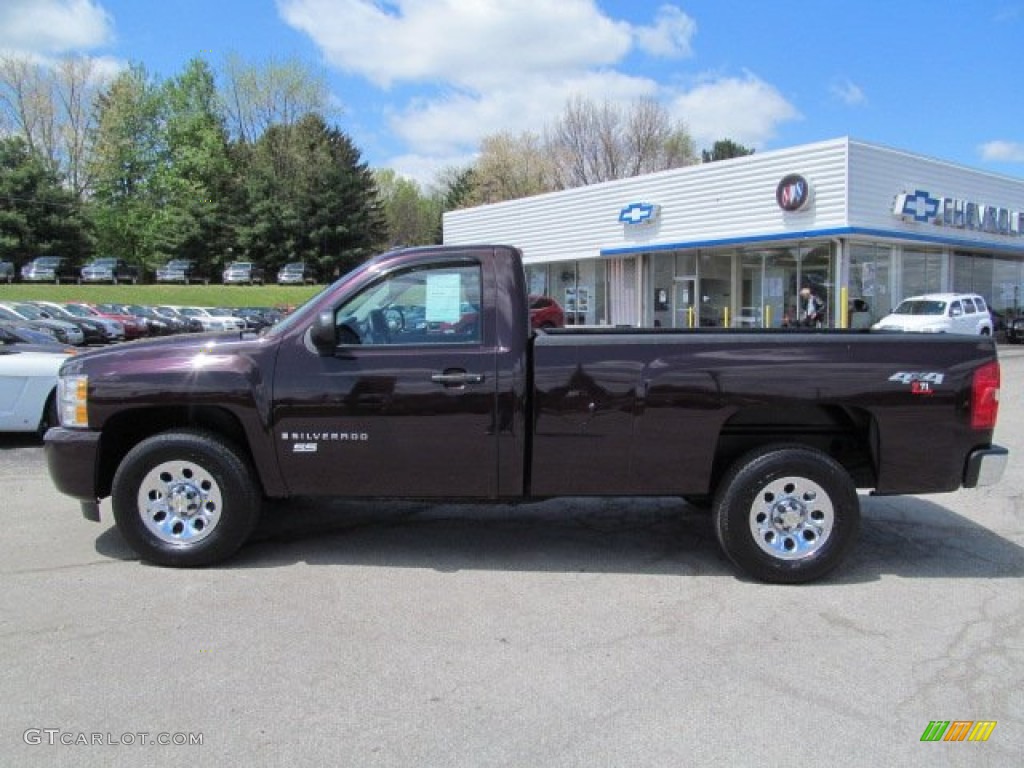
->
[[44, 245, 1007, 583]]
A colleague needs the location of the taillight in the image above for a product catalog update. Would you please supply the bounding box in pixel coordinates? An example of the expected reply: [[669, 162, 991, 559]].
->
[[971, 361, 1000, 430]]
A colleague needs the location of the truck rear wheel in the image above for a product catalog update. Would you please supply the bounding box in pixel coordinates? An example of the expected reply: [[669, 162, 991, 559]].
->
[[713, 445, 860, 584], [111, 430, 260, 567]]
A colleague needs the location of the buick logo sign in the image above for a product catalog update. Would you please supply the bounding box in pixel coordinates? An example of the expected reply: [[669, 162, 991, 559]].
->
[[776, 174, 813, 212]]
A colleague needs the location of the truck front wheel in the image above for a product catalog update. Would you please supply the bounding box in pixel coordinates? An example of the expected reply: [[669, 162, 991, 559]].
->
[[111, 431, 260, 567], [713, 445, 860, 584]]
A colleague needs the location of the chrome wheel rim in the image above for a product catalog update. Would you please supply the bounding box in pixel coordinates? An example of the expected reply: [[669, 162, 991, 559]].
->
[[749, 475, 834, 560], [137, 460, 222, 545]]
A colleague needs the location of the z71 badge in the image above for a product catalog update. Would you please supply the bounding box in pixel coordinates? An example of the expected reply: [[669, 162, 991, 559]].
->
[[890, 371, 944, 395]]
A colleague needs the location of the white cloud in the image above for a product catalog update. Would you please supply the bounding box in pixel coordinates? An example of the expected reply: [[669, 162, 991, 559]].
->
[[670, 73, 802, 148], [389, 71, 660, 157], [278, 0, 633, 90], [979, 140, 1024, 162], [282, 2, 798, 172], [633, 5, 697, 58], [830, 78, 866, 106], [0, 0, 114, 55], [386, 151, 478, 189]]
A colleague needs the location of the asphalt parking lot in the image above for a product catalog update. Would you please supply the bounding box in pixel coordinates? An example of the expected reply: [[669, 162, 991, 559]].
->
[[2, 350, 1022, 767]]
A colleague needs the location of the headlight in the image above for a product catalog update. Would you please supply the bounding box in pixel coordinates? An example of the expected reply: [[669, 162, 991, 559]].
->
[[57, 374, 89, 427]]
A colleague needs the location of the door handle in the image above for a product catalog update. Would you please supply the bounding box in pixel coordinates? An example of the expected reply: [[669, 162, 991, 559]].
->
[[431, 370, 486, 386]]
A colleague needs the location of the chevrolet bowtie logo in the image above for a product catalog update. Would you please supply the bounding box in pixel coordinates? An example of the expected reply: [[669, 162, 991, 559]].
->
[[896, 189, 940, 222], [619, 202, 660, 225]]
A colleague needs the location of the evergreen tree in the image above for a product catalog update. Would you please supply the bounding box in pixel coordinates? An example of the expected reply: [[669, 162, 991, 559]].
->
[[701, 139, 755, 163], [153, 58, 236, 270], [0, 136, 90, 263], [235, 114, 386, 276], [88, 65, 164, 268]]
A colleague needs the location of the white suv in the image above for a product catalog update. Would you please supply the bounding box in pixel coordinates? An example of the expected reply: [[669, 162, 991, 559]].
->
[[872, 293, 993, 335]]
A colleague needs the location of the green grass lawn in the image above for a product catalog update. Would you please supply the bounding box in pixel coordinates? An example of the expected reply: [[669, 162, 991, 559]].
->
[[0, 282, 324, 309]]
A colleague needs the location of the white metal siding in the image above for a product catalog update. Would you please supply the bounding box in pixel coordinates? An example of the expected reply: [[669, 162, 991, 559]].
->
[[848, 140, 1024, 251], [444, 138, 852, 263], [444, 137, 1024, 263]]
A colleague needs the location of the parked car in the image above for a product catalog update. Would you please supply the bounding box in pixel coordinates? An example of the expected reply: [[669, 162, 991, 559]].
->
[[110, 304, 182, 336], [0, 321, 75, 352], [222, 262, 265, 285], [229, 306, 284, 331], [79, 257, 142, 285], [17, 302, 109, 345], [277, 262, 317, 285], [31, 301, 124, 343], [151, 306, 203, 333], [0, 344, 69, 434], [872, 293, 993, 335], [65, 303, 147, 340], [170, 306, 246, 332], [0, 303, 84, 345], [20, 256, 77, 284], [0, 261, 14, 284], [45, 245, 1006, 583], [529, 295, 565, 329], [1004, 315, 1024, 343], [155, 259, 208, 285]]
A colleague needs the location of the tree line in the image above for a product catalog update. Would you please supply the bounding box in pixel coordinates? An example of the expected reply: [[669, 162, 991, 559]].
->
[[1, 54, 387, 277], [1, 53, 753, 277]]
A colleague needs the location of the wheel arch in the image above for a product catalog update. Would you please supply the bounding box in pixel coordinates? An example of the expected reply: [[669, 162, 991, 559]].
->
[[708, 403, 879, 495], [95, 406, 268, 500]]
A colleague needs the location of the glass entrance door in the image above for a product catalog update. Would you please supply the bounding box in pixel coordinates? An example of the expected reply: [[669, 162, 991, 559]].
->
[[674, 278, 697, 328]]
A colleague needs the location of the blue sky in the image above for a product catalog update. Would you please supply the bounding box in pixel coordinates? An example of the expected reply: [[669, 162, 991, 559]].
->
[[2, 0, 1023, 187]]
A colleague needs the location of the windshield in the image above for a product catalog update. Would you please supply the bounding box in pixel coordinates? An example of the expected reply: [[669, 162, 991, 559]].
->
[[165, 261, 191, 269], [34, 257, 61, 267], [893, 299, 947, 316], [90, 258, 116, 267], [14, 303, 45, 319]]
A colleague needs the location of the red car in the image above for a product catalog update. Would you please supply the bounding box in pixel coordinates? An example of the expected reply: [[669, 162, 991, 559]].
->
[[66, 303, 148, 340], [529, 295, 564, 329]]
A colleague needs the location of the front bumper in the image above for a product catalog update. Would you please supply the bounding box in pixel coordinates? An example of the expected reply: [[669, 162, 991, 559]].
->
[[963, 445, 1009, 488], [44, 427, 103, 512]]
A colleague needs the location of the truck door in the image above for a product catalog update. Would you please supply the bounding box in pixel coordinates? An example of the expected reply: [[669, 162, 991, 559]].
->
[[272, 258, 500, 498]]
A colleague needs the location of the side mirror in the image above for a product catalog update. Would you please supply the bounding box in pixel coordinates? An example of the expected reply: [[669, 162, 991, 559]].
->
[[310, 311, 337, 356]]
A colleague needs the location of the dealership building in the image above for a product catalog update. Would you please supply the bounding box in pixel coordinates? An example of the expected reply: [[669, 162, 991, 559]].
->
[[443, 137, 1024, 329]]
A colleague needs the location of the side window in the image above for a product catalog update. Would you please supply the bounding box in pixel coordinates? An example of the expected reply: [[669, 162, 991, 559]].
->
[[974, 297, 988, 313], [949, 300, 962, 317], [335, 262, 482, 346], [963, 298, 977, 314]]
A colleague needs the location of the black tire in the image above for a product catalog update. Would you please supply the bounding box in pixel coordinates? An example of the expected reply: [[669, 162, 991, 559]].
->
[[713, 445, 860, 584], [111, 430, 261, 567]]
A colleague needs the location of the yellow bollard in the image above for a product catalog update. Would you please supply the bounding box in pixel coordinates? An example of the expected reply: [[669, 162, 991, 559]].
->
[[840, 286, 849, 329], [723, 306, 730, 328]]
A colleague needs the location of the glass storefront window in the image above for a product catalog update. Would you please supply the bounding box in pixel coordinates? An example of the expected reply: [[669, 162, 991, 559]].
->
[[954, 251, 1022, 329], [528, 259, 608, 326], [740, 244, 832, 328], [848, 243, 892, 324], [901, 248, 943, 297]]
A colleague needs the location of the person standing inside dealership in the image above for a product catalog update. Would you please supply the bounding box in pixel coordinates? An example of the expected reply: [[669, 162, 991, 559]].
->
[[799, 287, 825, 327]]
